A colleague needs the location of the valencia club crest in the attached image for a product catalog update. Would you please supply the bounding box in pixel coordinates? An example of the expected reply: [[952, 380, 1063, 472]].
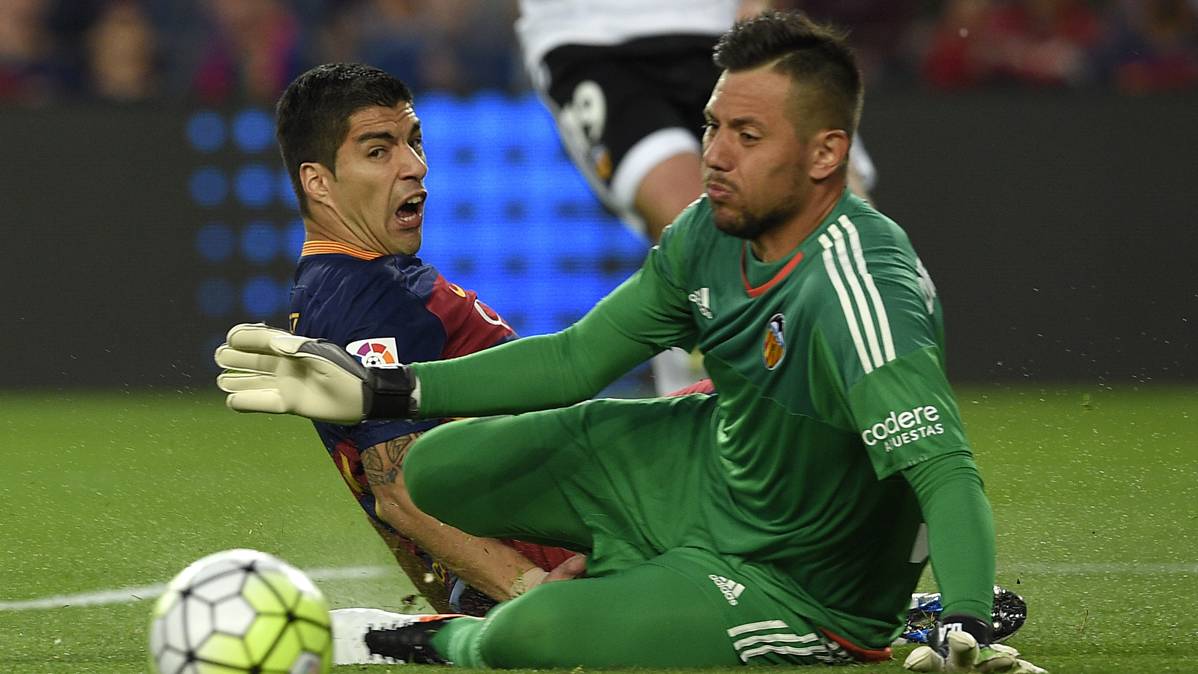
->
[[762, 313, 786, 370]]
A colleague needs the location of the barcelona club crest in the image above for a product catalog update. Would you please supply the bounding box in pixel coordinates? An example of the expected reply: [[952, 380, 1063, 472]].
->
[[346, 337, 400, 369], [762, 313, 786, 370]]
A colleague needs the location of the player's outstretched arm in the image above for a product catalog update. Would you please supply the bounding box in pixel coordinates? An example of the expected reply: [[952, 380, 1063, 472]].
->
[[215, 323, 417, 424], [901, 454, 1047, 673]]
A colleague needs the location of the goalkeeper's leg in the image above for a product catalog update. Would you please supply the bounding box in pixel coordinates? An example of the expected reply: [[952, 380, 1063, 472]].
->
[[425, 548, 847, 668], [404, 395, 718, 575], [403, 412, 591, 552]]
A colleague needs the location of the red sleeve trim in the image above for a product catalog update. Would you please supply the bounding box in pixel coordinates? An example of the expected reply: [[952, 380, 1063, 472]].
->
[[666, 378, 714, 396], [819, 628, 892, 662]]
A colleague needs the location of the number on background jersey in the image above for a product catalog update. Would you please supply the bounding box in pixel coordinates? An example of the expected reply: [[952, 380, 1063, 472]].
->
[[561, 80, 606, 146]]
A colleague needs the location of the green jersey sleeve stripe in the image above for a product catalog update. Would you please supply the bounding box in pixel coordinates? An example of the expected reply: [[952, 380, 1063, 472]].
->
[[818, 221, 900, 374], [827, 222, 887, 368], [837, 216, 896, 362], [818, 232, 875, 374]]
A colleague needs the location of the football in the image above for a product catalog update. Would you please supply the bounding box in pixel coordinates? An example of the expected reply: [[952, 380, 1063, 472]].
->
[[148, 548, 333, 674]]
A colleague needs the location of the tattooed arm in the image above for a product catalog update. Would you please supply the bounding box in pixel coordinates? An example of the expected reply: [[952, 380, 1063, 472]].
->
[[362, 433, 549, 602], [363, 516, 454, 613]]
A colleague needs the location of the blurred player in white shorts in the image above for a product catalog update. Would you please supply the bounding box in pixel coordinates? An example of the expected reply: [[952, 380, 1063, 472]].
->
[[516, 0, 877, 393]]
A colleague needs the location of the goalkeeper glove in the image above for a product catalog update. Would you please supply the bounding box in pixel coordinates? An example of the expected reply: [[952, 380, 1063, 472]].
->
[[214, 323, 418, 424], [903, 615, 1046, 673]]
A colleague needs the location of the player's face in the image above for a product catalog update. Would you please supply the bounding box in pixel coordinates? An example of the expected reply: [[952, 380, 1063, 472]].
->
[[701, 67, 811, 240], [328, 103, 427, 255]]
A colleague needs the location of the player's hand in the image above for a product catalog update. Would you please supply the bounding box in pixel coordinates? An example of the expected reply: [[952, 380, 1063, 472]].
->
[[215, 323, 376, 424], [214, 324, 419, 421], [543, 554, 587, 583], [904, 616, 1046, 673], [510, 555, 587, 598]]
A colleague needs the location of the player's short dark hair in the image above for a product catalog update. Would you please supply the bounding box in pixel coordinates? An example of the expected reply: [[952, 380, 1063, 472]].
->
[[713, 11, 863, 139], [276, 63, 413, 216]]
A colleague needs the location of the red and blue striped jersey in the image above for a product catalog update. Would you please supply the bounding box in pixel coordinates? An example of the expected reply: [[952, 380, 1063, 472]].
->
[[289, 240, 516, 522]]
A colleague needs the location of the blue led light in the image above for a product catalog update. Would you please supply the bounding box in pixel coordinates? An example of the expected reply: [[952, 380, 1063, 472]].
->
[[196, 222, 235, 262], [191, 91, 646, 339], [242, 276, 286, 316], [197, 278, 235, 316], [234, 164, 275, 208], [284, 219, 305, 259], [240, 221, 278, 264], [189, 167, 227, 207], [277, 168, 298, 208], [232, 108, 274, 153], [187, 110, 225, 153]]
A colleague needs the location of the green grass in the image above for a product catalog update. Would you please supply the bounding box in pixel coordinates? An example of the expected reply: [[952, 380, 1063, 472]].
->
[[1, 386, 1195, 673]]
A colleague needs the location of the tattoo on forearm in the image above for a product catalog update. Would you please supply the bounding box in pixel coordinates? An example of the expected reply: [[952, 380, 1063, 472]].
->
[[362, 433, 421, 487]]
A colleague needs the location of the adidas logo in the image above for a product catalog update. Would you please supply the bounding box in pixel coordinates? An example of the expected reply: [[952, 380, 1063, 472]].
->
[[708, 574, 745, 606], [689, 287, 713, 319]]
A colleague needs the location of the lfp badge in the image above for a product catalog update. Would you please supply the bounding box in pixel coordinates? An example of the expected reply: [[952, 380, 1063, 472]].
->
[[762, 313, 786, 370], [346, 337, 400, 368]]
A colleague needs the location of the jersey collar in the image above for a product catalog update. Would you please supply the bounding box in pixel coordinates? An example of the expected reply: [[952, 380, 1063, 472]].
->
[[739, 189, 858, 297], [300, 240, 384, 260], [740, 245, 804, 298]]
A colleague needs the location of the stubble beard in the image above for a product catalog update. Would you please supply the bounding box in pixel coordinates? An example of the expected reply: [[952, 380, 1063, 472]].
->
[[713, 199, 801, 241]]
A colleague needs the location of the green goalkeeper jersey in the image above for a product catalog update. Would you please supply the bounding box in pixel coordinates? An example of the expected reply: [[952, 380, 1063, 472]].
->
[[414, 189, 992, 645], [644, 191, 968, 640]]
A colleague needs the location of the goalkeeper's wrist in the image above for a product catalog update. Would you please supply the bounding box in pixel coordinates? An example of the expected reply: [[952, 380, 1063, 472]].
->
[[934, 614, 993, 648], [364, 366, 419, 419]]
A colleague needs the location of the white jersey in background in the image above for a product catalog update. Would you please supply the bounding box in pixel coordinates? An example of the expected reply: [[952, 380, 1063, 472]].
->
[[516, 0, 739, 73], [515, 0, 877, 392]]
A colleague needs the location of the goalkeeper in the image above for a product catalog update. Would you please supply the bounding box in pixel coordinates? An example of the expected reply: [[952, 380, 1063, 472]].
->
[[219, 11, 1044, 672]]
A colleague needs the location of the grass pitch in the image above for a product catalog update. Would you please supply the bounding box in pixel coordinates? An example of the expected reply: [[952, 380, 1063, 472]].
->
[[0, 386, 1194, 673]]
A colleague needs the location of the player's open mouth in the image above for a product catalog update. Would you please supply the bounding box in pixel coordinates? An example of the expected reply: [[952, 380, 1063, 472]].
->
[[395, 193, 425, 227]]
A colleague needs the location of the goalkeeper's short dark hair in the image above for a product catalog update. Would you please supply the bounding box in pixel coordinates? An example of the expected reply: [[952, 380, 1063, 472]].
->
[[714, 10, 863, 139], [276, 63, 413, 216]]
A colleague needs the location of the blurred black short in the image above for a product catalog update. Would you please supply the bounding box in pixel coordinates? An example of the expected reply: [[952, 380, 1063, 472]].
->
[[537, 35, 720, 215]]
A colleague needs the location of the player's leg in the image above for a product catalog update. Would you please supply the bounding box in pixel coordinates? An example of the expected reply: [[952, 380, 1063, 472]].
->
[[536, 40, 718, 395], [435, 559, 741, 667], [375, 548, 855, 668], [632, 150, 704, 242], [403, 394, 718, 575], [536, 38, 717, 236]]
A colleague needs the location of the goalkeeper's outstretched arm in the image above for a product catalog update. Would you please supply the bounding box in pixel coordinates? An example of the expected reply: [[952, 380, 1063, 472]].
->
[[217, 255, 692, 422], [900, 453, 1048, 673]]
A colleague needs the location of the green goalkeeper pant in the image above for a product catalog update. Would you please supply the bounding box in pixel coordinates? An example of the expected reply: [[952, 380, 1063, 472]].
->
[[404, 395, 857, 668]]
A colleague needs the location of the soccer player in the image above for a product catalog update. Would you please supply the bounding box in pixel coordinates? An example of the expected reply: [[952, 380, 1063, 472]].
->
[[516, 0, 877, 393], [217, 13, 1044, 672], [268, 63, 579, 617]]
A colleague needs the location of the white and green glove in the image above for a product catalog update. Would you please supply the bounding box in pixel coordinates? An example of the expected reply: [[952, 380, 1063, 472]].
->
[[214, 323, 418, 424], [904, 616, 1046, 673]]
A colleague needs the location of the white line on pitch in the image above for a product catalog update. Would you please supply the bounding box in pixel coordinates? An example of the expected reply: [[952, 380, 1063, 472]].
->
[[2, 562, 1195, 612], [999, 562, 1198, 575], [0, 565, 395, 612]]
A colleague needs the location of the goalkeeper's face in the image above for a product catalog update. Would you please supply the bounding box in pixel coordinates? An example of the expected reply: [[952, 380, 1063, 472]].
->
[[322, 103, 429, 255], [701, 68, 815, 242]]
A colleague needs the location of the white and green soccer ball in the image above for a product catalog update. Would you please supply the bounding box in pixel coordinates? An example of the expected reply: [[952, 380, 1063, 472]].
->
[[149, 548, 332, 674]]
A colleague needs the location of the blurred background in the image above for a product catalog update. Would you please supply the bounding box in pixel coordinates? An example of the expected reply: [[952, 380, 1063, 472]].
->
[[1, 0, 1196, 391]]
